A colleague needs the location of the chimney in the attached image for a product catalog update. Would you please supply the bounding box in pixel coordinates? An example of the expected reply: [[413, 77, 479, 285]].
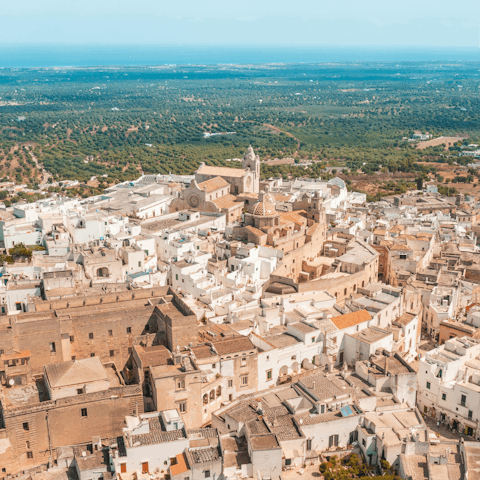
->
[[173, 351, 182, 365]]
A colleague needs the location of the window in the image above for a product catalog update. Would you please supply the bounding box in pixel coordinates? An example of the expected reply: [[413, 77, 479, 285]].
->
[[70, 335, 74, 343], [469, 410, 473, 419], [15, 302, 22, 311], [26, 441, 30, 449], [23, 422, 29, 431], [461, 395, 467, 407], [285, 459, 292, 466], [27, 451, 33, 459], [176, 378, 186, 390], [110, 350, 115, 357], [178, 401, 187, 413], [442, 393, 447, 401], [138, 261, 141, 268], [266, 370, 272, 381], [424, 406, 428, 414], [71, 356, 76, 361], [49, 342, 56, 353], [426, 382, 431, 389], [212, 364, 216, 369], [176, 274, 179, 281], [77, 388, 84, 395], [228, 379, 233, 388], [81, 408, 88, 417], [108, 330, 113, 336], [241, 375, 248, 386], [89, 332, 94, 339], [241, 358, 247, 366], [126, 327, 132, 334], [311, 337, 315, 343], [205, 471, 210, 478], [362, 439, 366, 446], [90, 353, 95, 357]]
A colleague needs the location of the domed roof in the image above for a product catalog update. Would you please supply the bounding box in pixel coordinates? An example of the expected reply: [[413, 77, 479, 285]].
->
[[248, 201, 277, 216], [263, 191, 275, 204]]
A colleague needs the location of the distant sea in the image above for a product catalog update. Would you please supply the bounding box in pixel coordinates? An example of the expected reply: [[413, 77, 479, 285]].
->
[[1, 44, 479, 68]]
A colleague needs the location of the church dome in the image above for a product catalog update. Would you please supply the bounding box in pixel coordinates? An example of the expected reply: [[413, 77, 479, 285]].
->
[[248, 200, 277, 216], [264, 192, 275, 204]]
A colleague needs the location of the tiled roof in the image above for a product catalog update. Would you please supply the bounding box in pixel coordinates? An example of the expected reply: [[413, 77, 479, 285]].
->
[[197, 165, 246, 178], [400, 454, 428, 480], [190, 344, 217, 359], [279, 210, 307, 226], [44, 356, 108, 388], [135, 344, 172, 367], [170, 453, 189, 476], [131, 426, 186, 446], [186, 445, 221, 465], [393, 312, 416, 326], [186, 428, 218, 439], [198, 176, 230, 193], [244, 225, 266, 237], [213, 194, 243, 210], [390, 244, 411, 251], [330, 310, 372, 330], [213, 336, 256, 355], [248, 200, 277, 216]]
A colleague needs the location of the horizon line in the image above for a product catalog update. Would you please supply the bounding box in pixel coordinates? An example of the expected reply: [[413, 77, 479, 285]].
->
[[0, 42, 479, 49]]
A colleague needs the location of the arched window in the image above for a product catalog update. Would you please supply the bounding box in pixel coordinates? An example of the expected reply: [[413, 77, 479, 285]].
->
[[97, 267, 109, 278], [216, 386, 222, 397], [203, 394, 208, 405]]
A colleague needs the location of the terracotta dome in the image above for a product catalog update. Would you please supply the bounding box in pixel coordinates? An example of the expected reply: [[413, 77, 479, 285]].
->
[[248, 200, 277, 216]]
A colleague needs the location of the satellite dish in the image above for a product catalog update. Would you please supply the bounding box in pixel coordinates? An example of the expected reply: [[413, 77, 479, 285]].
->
[[8, 379, 14, 386]]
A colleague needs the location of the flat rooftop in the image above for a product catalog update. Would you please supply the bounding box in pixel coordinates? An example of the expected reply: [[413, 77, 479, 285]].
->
[[249, 434, 280, 451]]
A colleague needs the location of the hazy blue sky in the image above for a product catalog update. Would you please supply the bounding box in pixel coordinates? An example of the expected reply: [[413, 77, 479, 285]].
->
[[2, 0, 479, 47]]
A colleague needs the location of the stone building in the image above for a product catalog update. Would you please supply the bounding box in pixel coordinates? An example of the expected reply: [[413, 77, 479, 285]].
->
[[0, 287, 192, 376], [195, 146, 261, 195], [169, 177, 244, 224], [0, 358, 142, 476], [79, 247, 124, 284]]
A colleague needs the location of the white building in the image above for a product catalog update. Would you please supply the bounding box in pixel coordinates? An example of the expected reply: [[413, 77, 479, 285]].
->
[[417, 337, 480, 438]]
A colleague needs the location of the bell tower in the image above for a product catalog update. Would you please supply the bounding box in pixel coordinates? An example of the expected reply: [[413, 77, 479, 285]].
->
[[242, 145, 260, 193]]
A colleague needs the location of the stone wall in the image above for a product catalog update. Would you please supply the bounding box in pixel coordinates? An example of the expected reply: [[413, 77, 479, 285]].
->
[[1, 385, 143, 476]]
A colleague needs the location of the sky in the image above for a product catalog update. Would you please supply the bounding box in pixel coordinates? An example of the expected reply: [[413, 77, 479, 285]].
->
[[1, 0, 479, 47]]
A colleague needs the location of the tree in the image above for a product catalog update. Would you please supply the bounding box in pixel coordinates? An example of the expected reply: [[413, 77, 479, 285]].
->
[[9, 244, 33, 261]]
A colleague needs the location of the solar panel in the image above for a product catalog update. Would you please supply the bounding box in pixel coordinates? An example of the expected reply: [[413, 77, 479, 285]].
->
[[340, 405, 354, 417]]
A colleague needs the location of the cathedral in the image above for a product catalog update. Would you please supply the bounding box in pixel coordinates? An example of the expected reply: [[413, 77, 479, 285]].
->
[[195, 145, 260, 195]]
